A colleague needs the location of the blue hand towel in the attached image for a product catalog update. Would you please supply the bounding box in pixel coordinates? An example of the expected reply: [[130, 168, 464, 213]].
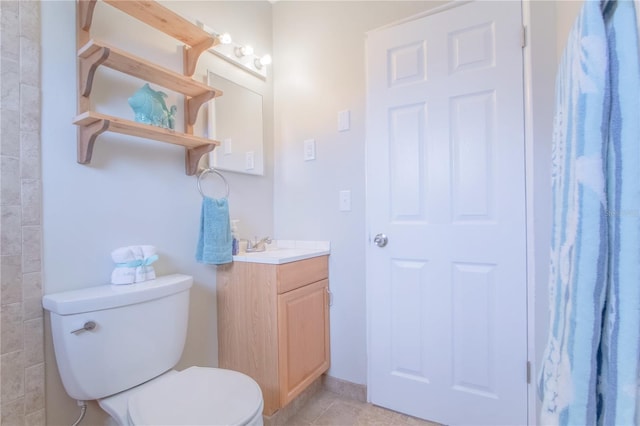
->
[[195, 197, 232, 265]]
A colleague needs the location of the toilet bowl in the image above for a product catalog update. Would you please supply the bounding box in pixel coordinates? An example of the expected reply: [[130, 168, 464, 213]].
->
[[100, 367, 263, 426], [42, 274, 264, 426]]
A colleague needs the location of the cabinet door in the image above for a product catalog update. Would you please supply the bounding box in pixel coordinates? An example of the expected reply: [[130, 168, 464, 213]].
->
[[278, 279, 330, 406]]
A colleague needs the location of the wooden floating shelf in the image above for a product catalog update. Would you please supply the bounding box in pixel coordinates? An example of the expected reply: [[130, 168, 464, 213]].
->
[[78, 39, 222, 125], [79, 0, 217, 76], [78, 39, 222, 98], [73, 111, 220, 175]]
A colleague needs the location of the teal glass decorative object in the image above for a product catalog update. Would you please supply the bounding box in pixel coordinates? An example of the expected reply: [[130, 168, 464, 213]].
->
[[128, 83, 177, 130]]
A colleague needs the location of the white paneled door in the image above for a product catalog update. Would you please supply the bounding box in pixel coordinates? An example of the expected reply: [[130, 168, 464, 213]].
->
[[366, 2, 527, 425]]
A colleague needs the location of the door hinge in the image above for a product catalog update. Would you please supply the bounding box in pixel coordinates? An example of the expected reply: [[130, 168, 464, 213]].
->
[[526, 361, 531, 384], [521, 26, 527, 48]]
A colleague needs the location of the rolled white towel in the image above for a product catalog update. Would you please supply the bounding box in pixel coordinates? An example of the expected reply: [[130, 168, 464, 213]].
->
[[110, 245, 158, 285], [135, 245, 156, 283], [111, 267, 136, 285]]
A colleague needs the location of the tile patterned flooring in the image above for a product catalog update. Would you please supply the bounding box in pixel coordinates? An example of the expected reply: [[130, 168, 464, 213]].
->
[[281, 389, 441, 426]]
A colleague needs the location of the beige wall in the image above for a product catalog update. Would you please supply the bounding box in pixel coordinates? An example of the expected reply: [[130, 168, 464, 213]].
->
[[272, 0, 442, 386], [524, 1, 560, 420], [556, 0, 584, 58], [0, 1, 46, 425]]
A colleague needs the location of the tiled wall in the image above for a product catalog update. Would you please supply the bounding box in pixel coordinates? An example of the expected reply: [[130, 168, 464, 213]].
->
[[1, 1, 45, 425]]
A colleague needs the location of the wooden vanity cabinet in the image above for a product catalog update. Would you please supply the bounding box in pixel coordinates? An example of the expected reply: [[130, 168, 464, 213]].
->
[[216, 255, 330, 415]]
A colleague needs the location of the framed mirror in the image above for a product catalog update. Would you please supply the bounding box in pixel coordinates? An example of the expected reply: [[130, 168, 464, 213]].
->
[[207, 71, 264, 175]]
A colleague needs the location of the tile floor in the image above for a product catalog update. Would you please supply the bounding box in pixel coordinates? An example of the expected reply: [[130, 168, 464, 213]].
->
[[282, 389, 442, 426]]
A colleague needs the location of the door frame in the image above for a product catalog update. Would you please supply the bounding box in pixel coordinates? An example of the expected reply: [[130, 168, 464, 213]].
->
[[520, 3, 557, 425], [364, 2, 554, 425]]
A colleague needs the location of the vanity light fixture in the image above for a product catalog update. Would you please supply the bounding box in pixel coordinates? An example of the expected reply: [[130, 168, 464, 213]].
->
[[197, 21, 271, 80]]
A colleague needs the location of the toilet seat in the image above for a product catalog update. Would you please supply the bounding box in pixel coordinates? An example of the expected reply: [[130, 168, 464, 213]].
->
[[98, 370, 180, 425], [127, 366, 263, 426]]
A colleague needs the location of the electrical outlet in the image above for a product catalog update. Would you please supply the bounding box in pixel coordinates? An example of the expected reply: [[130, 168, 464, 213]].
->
[[339, 190, 351, 211], [338, 110, 350, 132], [304, 139, 316, 161], [245, 151, 255, 170]]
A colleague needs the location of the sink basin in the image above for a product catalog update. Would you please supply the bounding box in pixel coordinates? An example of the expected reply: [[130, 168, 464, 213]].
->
[[233, 240, 330, 264]]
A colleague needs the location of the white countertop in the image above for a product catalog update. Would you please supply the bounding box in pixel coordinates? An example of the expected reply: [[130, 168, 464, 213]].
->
[[232, 240, 330, 265]]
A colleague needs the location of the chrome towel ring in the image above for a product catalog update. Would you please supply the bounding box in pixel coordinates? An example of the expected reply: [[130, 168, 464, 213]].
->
[[197, 168, 230, 199]]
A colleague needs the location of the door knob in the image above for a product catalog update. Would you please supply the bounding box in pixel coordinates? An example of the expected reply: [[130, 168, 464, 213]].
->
[[373, 233, 388, 247]]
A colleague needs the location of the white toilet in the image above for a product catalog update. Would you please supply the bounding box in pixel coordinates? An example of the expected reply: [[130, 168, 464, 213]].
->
[[43, 274, 264, 425]]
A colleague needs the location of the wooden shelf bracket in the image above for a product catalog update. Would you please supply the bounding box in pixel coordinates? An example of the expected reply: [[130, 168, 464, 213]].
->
[[184, 38, 216, 77], [78, 118, 110, 164], [79, 43, 110, 97], [78, 0, 98, 31], [186, 91, 218, 126], [185, 144, 215, 176]]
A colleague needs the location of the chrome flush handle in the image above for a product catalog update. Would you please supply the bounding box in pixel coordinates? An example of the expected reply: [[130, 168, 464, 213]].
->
[[70, 321, 96, 334]]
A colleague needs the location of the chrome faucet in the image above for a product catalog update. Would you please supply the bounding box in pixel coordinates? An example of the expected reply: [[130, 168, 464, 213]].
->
[[245, 236, 272, 252]]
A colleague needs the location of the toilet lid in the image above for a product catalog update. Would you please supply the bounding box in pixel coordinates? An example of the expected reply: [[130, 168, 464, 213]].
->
[[128, 366, 263, 426]]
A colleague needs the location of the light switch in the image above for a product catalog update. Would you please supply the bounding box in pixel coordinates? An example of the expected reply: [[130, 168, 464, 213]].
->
[[338, 110, 350, 132], [223, 138, 232, 155], [304, 139, 316, 161], [339, 190, 351, 211], [245, 151, 255, 170]]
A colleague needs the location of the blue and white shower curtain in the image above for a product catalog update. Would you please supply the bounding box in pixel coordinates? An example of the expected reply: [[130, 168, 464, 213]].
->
[[538, 1, 640, 425]]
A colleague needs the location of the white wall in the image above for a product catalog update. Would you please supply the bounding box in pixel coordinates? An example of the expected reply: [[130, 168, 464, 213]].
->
[[272, 1, 441, 385], [41, 2, 273, 424]]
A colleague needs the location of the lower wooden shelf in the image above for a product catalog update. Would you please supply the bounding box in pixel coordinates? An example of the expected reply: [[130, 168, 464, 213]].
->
[[73, 111, 219, 175]]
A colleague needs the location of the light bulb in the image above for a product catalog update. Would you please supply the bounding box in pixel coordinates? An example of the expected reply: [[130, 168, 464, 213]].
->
[[242, 45, 254, 56], [254, 54, 272, 70], [260, 54, 272, 66], [234, 44, 254, 58], [218, 32, 232, 45]]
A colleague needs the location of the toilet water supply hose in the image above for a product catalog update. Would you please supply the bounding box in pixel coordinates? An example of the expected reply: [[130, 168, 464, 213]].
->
[[71, 400, 87, 426]]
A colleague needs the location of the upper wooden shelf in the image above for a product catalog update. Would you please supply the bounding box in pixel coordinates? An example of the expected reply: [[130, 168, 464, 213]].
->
[[78, 0, 217, 76], [78, 39, 222, 125], [73, 111, 220, 175]]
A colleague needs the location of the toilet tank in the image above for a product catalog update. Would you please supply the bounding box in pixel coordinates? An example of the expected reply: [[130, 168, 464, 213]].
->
[[42, 274, 193, 401]]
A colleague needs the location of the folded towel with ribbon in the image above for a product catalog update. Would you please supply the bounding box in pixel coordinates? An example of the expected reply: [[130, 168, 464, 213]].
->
[[111, 245, 158, 285], [196, 197, 232, 265]]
